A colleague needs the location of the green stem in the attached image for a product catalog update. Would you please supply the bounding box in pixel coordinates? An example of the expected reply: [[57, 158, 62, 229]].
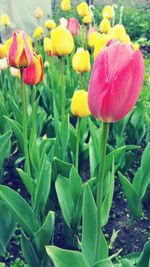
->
[[20, 69, 33, 197], [95, 122, 109, 262], [75, 117, 81, 172], [81, 73, 85, 89], [60, 57, 65, 125], [31, 85, 36, 135]]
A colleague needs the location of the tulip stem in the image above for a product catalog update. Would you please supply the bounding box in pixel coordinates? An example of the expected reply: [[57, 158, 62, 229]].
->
[[60, 57, 65, 125], [95, 122, 109, 263], [20, 69, 33, 197], [31, 85, 36, 136], [81, 73, 85, 88], [75, 117, 81, 172]]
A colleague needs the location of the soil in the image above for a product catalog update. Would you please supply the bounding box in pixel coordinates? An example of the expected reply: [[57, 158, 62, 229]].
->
[[0, 139, 150, 266]]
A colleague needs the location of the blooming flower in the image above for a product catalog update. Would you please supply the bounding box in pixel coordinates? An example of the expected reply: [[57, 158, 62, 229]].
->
[[71, 90, 91, 117], [72, 48, 90, 73]]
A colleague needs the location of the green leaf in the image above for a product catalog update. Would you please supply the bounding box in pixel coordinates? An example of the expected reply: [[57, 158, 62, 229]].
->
[[21, 235, 41, 267], [34, 211, 55, 259], [17, 168, 35, 196], [0, 200, 16, 256], [82, 184, 97, 267], [101, 160, 114, 227], [141, 142, 150, 198], [0, 185, 38, 236], [0, 131, 11, 178], [55, 175, 74, 228], [121, 259, 132, 267], [52, 157, 72, 182], [46, 246, 87, 267], [118, 172, 142, 219], [93, 258, 112, 267], [69, 166, 82, 204], [137, 240, 150, 267]]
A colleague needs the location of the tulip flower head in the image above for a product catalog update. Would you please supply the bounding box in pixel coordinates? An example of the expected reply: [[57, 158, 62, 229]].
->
[[51, 26, 74, 56], [44, 37, 55, 56], [72, 48, 90, 73], [77, 2, 89, 17], [0, 44, 6, 59], [61, 0, 71, 11], [60, 17, 68, 28], [0, 57, 8, 71], [88, 42, 144, 122], [88, 32, 101, 48], [102, 5, 114, 20], [83, 11, 92, 24], [23, 52, 44, 85], [94, 34, 111, 59], [71, 90, 91, 117], [8, 30, 33, 69], [87, 27, 96, 39], [45, 19, 56, 30], [33, 26, 44, 39], [35, 7, 43, 19], [108, 24, 131, 44], [67, 18, 79, 36], [1, 14, 10, 26], [100, 19, 111, 34]]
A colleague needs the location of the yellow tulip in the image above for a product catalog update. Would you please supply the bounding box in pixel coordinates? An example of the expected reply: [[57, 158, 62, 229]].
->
[[94, 34, 111, 60], [77, 2, 89, 17], [33, 26, 44, 39], [83, 11, 92, 24], [108, 24, 131, 44], [61, 0, 71, 11], [1, 14, 10, 26], [102, 5, 114, 20], [72, 48, 90, 73], [71, 90, 91, 117], [35, 7, 43, 19], [88, 32, 101, 48], [0, 44, 6, 59], [45, 19, 56, 30], [44, 37, 55, 56], [100, 18, 111, 34], [51, 26, 74, 56]]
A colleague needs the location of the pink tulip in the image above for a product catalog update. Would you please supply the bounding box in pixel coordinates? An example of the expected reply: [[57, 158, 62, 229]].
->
[[8, 30, 33, 69], [88, 42, 144, 122], [87, 27, 96, 39], [67, 18, 79, 36]]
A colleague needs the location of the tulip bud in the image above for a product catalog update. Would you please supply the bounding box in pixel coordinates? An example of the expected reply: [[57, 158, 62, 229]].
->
[[0, 57, 8, 71], [10, 67, 20, 78], [83, 11, 92, 24], [108, 24, 131, 44], [71, 90, 91, 117], [67, 18, 79, 36], [72, 48, 90, 73], [100, 19, 111, 34], [45, 19, 56, 30], [60, 17, 68, 28], [44, 37, 55, 56], [1, 14, 10, 26], [0, 44, 6, 59], [8, 31, 33, 69], [51, 26, 74, 56], [102, 5, 114, 20], [87, 27, 96, 39], [23, 53, 44, 85], [61, 0, 71, 11], [35, 7, 43, 19], [77, 2, 89, 17], [88, 42, 144, 122], [94, 34, 111, 60], [88, 32, 101, 48], [33, 26, 44, 39]]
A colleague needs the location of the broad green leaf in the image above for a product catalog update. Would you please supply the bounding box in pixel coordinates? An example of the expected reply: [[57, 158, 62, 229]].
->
[[34, 211, 55, 259], [133, 168, 141, 196], [137, 240, 150, 267], [21, 235, 41, 267], [141, 142, 150, 198], [118, 172, 142, 219], [0, 131, 11, 178], [46, 246, 87, 267], [0, 185, 38, 236], [101, 160, 114, 227], [52, 157, 72, 182], [69, 166, 82, 203], [0, 200, 16, 256], [17, 168, 35, 196], [93, 258, 112, 267], [55, 175, 74, 228], [82, 184, 96, 267]]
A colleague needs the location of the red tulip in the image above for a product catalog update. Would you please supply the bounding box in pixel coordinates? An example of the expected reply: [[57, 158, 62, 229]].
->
[[67, 18, 79, 36], [23, 52, 44, 85], [88, 42, 144, 122], [8, 30, 33, 69]]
